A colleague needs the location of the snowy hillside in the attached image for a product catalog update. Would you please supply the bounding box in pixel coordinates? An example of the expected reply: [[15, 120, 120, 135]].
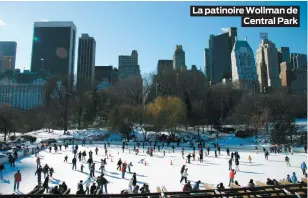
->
[[1, 118, 306, 148]]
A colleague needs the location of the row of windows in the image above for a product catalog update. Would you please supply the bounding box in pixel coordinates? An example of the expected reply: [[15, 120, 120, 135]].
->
[[0, 92, 44, 109]]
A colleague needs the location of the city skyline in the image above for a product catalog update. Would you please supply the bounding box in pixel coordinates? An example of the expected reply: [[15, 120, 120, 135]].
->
[[0, 1, 307, 75]]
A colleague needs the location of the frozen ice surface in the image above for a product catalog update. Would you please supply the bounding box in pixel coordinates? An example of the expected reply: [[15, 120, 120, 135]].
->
[[0, 144, 306, 194]]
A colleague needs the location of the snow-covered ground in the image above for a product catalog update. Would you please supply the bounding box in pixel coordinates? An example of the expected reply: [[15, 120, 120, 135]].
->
[[0, 144, 306, 195]]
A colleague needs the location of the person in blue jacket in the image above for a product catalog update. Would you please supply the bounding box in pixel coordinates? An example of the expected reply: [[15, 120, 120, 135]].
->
[[291, 172, 298, 184], [192, 180, 201, 191], [301, 161, 307, 176]]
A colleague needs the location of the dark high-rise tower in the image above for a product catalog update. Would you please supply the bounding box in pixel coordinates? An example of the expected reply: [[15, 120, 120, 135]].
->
[[173, 45, 186, 72], [157, 60, 173, 75], [0, 41, 17, 73], [77, 34, 96, 93], [204, 27, 237, 84], [30, 21, 77, 90]]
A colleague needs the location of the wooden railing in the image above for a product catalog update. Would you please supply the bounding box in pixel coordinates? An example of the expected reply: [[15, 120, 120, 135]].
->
[[4, 183, 306, 198]]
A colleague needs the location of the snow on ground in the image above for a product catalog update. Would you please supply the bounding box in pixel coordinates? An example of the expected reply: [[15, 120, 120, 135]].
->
[[0, 145, 307, 195]]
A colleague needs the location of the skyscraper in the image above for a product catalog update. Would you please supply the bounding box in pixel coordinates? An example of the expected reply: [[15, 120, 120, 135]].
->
[[157, 60, 173, 75], [205, 27, 237, 84], [290, 53, 307, 69], [95, 66, 118, 84], [280, 61, 293, 88], [173, 45, 186, 72], [277, 47, 290, 73], [118, 50, 141, 79], [77, 34, 96, 93], [256, 39, 281, 93], [30, 21, 76, 90], [0, 41, 17, 73], [278, 47, 290, 63], [231, 37, 258, 89]]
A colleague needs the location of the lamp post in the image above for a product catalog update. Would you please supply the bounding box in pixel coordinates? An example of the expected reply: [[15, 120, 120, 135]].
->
[[8, 58, 12, 71], [64, 91, 72, 134], [40, 58, 45, 71]]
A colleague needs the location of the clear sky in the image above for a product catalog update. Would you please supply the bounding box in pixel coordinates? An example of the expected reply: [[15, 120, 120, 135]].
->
[[0, 1, 307, 75]]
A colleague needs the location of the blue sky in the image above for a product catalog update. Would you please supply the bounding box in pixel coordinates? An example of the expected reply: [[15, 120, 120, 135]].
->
[[0, 1, 307, 74]]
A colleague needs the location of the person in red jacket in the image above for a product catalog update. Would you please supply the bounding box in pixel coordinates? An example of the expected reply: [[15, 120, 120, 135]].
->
[[121, 161, 127, 179], [229, 169, 236, 187], [14, 170, 22, 191]]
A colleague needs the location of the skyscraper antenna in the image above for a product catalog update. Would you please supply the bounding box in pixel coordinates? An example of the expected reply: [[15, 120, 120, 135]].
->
[[260, 32, 268, 40]]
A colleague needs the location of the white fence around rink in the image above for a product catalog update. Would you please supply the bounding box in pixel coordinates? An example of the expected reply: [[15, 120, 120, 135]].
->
[[0, 140, 305, 165]]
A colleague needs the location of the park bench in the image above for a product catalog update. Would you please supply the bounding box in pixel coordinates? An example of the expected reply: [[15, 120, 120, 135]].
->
[[156, 187, 162, 193], [286, 183, 307, 197], [256, 181, 285, 196], [33, 188, 45, 195], [27, 186, 43, 195], [278, 179, 306, 196], [257, 181, 306, 197], [161, 186, 168, 193], [203, 183, 215, 195], [230, 183, 253, 198], [161, 186, 171, 198], [63, 188, 71, 195], [279, 180, 292, 185]]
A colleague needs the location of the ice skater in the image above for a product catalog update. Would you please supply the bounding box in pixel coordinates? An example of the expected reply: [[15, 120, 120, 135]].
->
[[228, 158, 232, 170], [235, 158, 240, 171], [117, 158, 122, 170], [285, 156, 291, 167], [180, 168, 188, 183], [301, 161, 307, 175], [181, 148, 185, 159], [128, 162, 133, 173], [72, 157, 77, 170], [14, 170, 22, 191], [36, 156, 41, 168], [265, 151, 269, 160], [35, 166, 43, 184], [229, 169, 236, 186], [43, 175, 49, 193], [49, 167, 54, 177], [248, 155, 252, 163], [0, 163, 5, 179]]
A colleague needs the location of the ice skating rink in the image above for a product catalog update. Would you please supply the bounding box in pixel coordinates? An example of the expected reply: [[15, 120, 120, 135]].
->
[[0, 145, 306, 194]]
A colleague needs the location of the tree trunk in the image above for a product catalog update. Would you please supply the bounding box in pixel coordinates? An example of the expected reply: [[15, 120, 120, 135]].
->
[[78, 105, 82, 129], [4, 128, 7, 142], [197, 126, 200, 142], [143, 130, 147, 142], [64, 94, 69, 135]]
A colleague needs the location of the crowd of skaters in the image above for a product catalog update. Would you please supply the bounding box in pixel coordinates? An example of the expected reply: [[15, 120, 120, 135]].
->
[[176, 143, 308, 192], [0, 139, 307, 194]]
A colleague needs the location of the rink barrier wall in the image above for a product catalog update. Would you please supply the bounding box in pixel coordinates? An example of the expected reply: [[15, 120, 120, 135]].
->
[[65, 140, 305, 153], [2, 183, 307, 197], [0, 148, 38, 164], [0, 141, 305, 165]]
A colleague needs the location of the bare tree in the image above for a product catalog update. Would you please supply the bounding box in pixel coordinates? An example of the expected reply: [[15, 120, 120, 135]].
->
[[0, 104, 17, 141], [47, 77, 72, 134]]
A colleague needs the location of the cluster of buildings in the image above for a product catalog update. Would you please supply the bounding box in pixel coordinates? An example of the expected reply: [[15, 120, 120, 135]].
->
[[0, 22, 306, 110], [203, 27, 307, 93], [0, 21, 142, 109]]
